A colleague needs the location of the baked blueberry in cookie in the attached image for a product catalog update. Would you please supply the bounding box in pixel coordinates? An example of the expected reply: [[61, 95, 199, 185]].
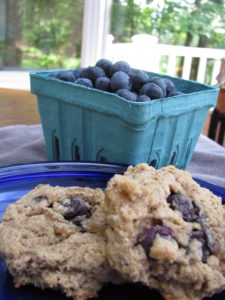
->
[[104, 164, 225, 300], [0, 184, 120, 300]]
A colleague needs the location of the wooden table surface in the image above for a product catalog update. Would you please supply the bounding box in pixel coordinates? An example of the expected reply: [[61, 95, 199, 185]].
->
[[0, 88, 40, 127]]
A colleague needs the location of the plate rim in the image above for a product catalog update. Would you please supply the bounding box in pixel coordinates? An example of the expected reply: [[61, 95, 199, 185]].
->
[[0, 161, 128, 182]]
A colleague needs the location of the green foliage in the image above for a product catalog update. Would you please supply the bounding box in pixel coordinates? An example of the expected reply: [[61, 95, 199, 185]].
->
[[110, 0, 127, 42], [157, 0, 225, 48], [0, 41, 6, 65], [21, 0, 83, 69], [110, 0, 225, 82], [21, 47, 79, 69], [110, 0, 225, 49], [110, 0, 154, 42], [2, 0, 224, 70], [27, 19, 70, 54]]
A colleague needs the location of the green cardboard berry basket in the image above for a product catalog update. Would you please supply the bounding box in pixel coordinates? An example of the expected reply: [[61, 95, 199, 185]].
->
[[30, 70, 219, 169]]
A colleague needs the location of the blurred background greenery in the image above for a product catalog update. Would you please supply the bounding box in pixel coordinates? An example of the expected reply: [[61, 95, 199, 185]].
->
[[0, 0, 224, 80], [0, 0, 83, 68]]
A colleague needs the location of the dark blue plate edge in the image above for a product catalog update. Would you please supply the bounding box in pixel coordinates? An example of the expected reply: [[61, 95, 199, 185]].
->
[[0, 161, 128, 172], [194, 178, 225, 202], [0, 161, 128, 182], [0, 161, 224, 201]]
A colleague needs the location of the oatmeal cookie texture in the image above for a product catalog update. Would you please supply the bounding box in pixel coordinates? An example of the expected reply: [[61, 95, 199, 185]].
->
[[104, 163, 225, 300], [0, 184, 119, 300]]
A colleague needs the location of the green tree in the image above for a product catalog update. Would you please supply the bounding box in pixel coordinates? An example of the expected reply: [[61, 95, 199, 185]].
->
[[110, 0, 225, 80], [155, 0, 225, 78], [110, 0, 153, 42], [0, 0, 23, 67], [156, 0, 225, 47], [110, 0, 127, 42], [22, 0, 83, 68], [110, 0, 225, 49]]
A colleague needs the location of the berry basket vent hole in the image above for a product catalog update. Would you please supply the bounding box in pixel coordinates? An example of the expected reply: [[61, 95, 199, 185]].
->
[[149, 159, 158, 168], [170, 145, 179, 165], [52, 131, 60, 161], [96, 148, 107, 162], [71, 139, 80, 161]]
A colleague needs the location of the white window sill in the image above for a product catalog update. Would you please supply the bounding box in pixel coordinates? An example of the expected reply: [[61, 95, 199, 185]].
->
[[0, 71, 30, 90]]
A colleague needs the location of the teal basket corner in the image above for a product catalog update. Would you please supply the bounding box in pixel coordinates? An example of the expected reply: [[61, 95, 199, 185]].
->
[[30, 70, 219, 169]]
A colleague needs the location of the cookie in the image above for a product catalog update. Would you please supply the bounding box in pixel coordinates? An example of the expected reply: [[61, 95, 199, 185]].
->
[[0, 184, 120, 300], [104, 163, 225, 300]]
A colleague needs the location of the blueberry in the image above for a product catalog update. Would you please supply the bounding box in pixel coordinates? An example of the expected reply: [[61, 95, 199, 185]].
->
[[95, 76, 111, 92], [167, 91, 184, 97], [129, 69, 136, 83], [148, 77, 167, 97], [140, 82, 164, 99], [56, 71, 75, 82], [110, 71, 131, 92], [163, 78, 176, 94], [110, 60, 131, 77], [80, 66, 105, 83], [131, 91, 138, 101], [137, 225, 174, 256], [137, 95, 151, 102], [129, 69, 149, 92], [72, 67, 84, 81], [63, 198, 91, 221], [167, 193, 197, 222], [116, 89, 136, 102], [96, 58, 113, 77], [75, 78, 93, 88], [191, 229, 212, 262], [49, 72, 57, 78]]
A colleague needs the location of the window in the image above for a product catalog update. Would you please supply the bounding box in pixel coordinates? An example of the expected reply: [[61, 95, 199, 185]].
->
[[0, 0, 84, 69], [0, 0, 224, 86]]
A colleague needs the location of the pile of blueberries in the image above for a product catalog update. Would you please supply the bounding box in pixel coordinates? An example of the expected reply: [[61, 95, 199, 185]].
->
[[50, 59, 183, 102]]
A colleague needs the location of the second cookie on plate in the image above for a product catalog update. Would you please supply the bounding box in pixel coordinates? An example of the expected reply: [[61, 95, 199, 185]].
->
[[104, 163, 225, 300], [0, 184, 121, 300]]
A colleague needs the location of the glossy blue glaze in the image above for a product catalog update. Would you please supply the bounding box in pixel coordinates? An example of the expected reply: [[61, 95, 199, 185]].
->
[[0, 162, 224, 300]]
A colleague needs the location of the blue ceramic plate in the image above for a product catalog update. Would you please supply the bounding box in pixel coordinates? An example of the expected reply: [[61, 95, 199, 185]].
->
[[0, 162, 224, 300]]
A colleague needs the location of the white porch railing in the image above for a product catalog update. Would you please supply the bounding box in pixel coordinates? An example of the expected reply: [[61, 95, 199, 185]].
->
[[1, 34, 224, 91], [105, 34, 225, 85]]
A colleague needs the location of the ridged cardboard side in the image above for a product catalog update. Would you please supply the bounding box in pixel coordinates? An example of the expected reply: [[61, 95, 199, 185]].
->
[[30, 70, 219, 168]]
